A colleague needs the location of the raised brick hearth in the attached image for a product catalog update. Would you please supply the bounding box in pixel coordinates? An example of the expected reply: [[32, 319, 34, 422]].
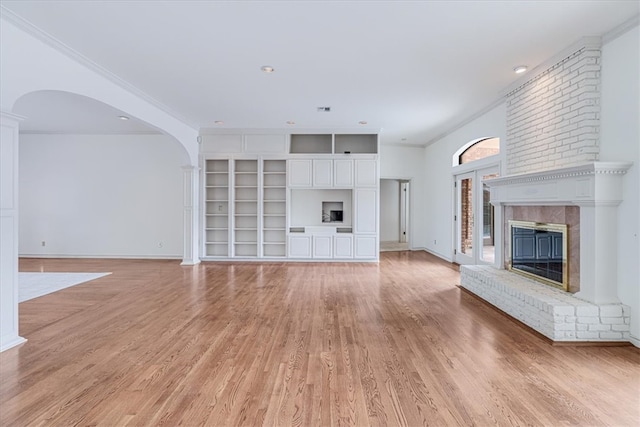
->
[[461, 266, 630, 342]]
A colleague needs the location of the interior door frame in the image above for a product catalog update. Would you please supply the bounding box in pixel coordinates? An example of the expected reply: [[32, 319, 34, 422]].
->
[[454, 171, 475, 265], [399, 180, 409, 243], [453, 160, 501, 266]]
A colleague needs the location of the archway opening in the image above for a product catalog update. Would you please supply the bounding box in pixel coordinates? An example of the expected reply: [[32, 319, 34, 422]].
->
[[13, 90, 189, 260]]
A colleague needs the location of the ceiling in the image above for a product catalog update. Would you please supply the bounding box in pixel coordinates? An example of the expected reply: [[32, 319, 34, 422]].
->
[[3, 1, 639, 146]]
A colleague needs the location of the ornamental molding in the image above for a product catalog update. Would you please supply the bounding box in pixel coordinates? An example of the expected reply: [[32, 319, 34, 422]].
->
[[486, 162, 632, 187]]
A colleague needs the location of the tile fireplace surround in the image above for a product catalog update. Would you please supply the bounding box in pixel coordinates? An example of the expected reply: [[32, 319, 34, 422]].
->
[[460, 162, 633, 343]]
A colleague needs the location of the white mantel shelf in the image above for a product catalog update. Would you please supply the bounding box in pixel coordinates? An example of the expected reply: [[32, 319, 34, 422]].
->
[[486, 161, 632, 206]]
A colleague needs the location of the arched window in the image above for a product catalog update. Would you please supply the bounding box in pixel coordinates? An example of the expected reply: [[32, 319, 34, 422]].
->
[[454, 137, 500, 166]]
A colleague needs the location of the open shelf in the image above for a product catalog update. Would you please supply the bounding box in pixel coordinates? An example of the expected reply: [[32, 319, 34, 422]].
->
[[204, 159, 230, 257], [233, 159, 258, 258], [262, 159, 286, 257], [335, 134, 378, 154], [290, 133, 377, 154], [290, 134, 332, 153]]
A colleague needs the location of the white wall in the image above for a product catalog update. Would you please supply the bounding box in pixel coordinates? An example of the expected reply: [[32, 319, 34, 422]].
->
[[423, 104, 508, 261], [19, 134, 186, 258], [380, 144, 426, 249], [599, 24, 640, 344], [380, 179, 400, 242]]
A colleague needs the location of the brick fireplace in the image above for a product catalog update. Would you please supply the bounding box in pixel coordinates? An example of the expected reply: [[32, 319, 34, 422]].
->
[[460, 162, 632, 342], [458, 37, 634, 343]]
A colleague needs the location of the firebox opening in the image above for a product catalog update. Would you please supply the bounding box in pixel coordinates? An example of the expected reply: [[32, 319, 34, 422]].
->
[[508, 220, 568, 291]]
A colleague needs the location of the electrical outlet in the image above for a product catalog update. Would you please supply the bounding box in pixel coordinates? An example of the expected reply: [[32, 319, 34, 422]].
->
[[41, 241, 46, 247], [434, 240, 437, 245], [158, 241, 163, 248]]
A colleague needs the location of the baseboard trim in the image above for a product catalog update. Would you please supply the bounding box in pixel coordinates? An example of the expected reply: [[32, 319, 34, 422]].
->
[[422, 248, 454, 263], [0, 336, 27, 353], [19, 254, 183, 260]]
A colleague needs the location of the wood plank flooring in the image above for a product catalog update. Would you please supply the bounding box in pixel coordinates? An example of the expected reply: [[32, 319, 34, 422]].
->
[[2, 251, 639, 426]]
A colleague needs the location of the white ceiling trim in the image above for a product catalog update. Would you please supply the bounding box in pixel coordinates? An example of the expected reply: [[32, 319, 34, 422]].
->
[[423, 97, 506, 148], [0, 6, 197, 130], [602, 13, 640, 43], [19, 130, 163, 136]]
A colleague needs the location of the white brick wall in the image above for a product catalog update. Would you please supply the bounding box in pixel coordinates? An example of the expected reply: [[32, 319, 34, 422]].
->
[[506, 47, 601, 175], [460, 265, 630, 343]]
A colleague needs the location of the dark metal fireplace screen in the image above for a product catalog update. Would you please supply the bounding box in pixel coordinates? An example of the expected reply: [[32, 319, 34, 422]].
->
[[508, 220, 568, 291]]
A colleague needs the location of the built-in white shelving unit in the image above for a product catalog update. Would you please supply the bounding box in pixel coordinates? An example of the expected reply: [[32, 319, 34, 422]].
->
[[204, 159, 230, 257], [263, 160, 287, 257], [200, 131, 378, 262], [234, 159, 258, 257]]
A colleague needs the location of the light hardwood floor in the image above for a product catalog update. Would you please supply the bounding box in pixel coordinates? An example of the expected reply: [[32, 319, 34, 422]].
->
[[2, 252, 639, 426]]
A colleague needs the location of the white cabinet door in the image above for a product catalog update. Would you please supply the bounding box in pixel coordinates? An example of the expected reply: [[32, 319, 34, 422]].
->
[[288, 235, 312, 258], [288, 160, 312, 187], [313, 235, 333, 258], [355, 159, 378, 187], [354, 236, 378, 259], [354, 189, 377, 234], [334, 159, 354, 187], [313, 159, 333, 187], [334, 235, 353, 258]]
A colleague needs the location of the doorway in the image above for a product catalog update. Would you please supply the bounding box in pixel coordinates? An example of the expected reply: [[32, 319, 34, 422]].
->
[[380, 179, 410, 252], [454, 167, 499, 264]]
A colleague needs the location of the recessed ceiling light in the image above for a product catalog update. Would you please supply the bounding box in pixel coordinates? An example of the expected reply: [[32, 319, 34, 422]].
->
[[214, 121, 224, 125], [261, 65, 275, 73], [514, 65, 528, 74], [118, 115, 130, 121], [358, 121, 368, 125], [286, 121, 295, 125]]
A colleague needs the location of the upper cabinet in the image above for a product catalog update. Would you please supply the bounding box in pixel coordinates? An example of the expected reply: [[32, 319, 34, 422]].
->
[[288, 159, 312, 187], [289, 159, 369, 189], [355, 159, 377, 187], [334, 159, 354, 187], [313, 159, 333, 187]]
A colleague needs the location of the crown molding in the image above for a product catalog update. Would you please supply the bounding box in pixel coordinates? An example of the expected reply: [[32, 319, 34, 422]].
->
[[602, 14, 639, 44], [423, 35, 606, 149], [19, 130, 163, 136], [501, 36, 602, 98], [1, 110, 26, 121], [380, 142, 426, 149], [0, 6, 198, 130], [423, 97, 505, 148]]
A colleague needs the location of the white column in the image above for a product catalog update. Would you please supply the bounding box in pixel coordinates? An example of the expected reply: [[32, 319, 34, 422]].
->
[[181, 165, 200, 266], [575, 201, 622, 304], [1, 112, 27, 352]]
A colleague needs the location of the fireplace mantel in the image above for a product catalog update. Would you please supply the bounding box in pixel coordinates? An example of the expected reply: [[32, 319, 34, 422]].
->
[[485, 161, 632, 304], [486, 162, 632, 207]]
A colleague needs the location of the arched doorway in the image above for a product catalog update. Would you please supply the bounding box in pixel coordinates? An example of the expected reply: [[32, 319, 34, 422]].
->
[[13, 90, 191, 260], [452, 137, 500, 265]]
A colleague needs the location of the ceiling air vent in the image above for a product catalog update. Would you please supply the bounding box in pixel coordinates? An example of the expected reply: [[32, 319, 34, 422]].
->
[[317, 106, 331, 112]]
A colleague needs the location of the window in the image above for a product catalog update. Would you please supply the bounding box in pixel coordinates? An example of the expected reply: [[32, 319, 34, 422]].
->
[[457, 137, 500, 165]]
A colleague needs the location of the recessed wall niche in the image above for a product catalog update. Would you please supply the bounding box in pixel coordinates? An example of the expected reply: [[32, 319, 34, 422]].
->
[[322, 201, 343, 223], [290, 189, 352, 227]]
